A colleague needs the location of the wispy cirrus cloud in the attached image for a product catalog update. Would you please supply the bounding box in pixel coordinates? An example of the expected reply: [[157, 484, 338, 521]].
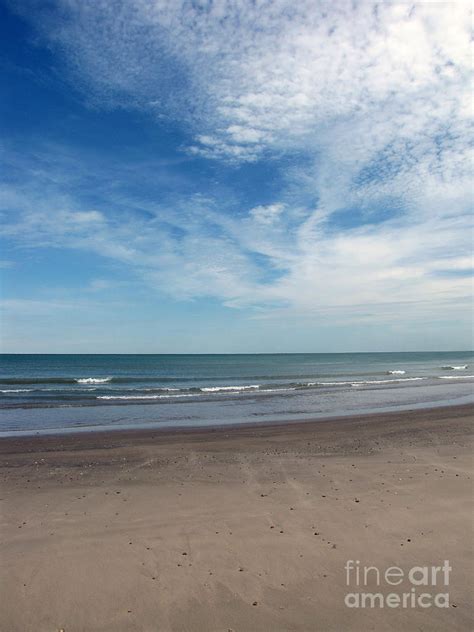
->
[[17, 2, 471, 157], [1, 148, 471, 327], [2, 1, 473, 341], [17, 1, 470, 221]]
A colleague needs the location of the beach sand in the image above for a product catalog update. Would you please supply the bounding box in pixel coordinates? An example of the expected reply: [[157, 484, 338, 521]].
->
[[0, 404, 473, 631]]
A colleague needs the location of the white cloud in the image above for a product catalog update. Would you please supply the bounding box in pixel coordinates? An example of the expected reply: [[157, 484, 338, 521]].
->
[[249, 203, 284, 225], [3, 1, 473, 335], [16, 1, 470, 206], [1, 157, 471, 328]]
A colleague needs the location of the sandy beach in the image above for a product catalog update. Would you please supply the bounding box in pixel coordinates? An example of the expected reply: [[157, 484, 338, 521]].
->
[[0, 404, 473, 631]]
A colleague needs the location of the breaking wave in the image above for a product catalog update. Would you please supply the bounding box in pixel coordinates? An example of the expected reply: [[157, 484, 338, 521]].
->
[[438, 375, 474, 380], [0, 377, 116, 385], [97, 393, 197, 400], [93, 377, 430, 400], [201, 384, 260, 392]]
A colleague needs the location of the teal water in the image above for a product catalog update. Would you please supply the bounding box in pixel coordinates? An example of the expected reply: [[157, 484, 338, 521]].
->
[[0, 352, 473, 435]]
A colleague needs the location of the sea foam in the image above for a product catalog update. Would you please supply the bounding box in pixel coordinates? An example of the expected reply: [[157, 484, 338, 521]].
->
[[97, 393, 196, 400], [200, 384, 260, 392], [438, 375, 474, 380]]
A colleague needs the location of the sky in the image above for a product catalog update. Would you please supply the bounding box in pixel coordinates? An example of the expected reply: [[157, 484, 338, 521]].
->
[[0, 0, 472, 353]]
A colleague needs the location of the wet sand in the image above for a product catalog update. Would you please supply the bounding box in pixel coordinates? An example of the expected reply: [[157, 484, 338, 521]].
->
[[0, 404, 473, 631]]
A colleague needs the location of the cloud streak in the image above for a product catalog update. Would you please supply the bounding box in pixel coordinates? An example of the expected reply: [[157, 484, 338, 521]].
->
[[3, 0, 473, 340]]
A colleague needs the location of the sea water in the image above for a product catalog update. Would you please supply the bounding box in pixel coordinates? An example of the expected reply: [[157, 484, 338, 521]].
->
[[0, 352, 473, 435]]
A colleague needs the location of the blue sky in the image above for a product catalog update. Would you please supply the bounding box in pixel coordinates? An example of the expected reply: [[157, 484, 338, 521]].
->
[[1, 0, 472, 353]]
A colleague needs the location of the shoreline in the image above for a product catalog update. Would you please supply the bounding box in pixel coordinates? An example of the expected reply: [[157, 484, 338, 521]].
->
[[0, 401, 472, 452]]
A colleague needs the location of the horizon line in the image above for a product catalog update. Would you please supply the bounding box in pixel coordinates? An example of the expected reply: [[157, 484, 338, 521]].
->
[[1, 350, 473, 356]]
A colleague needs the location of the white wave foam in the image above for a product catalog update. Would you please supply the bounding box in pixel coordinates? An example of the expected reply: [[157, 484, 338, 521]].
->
[[350, 378, 425, 386], [98, 386, 295, 400], [388, 370, 406, 375], [200, 384, 260, 392], [308, 381, 353, 386], [441, 365, 467, 370], [94, 376, 433, 401], [76, 377, 112, 384], [1, 389, 33, 393], [97, 393, 196, 400], [438, 375, 474, 380], [309, 377, 424, 387]]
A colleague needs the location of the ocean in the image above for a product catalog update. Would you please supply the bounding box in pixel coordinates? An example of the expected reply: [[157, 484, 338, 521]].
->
[[0, 352, 473, 436]]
